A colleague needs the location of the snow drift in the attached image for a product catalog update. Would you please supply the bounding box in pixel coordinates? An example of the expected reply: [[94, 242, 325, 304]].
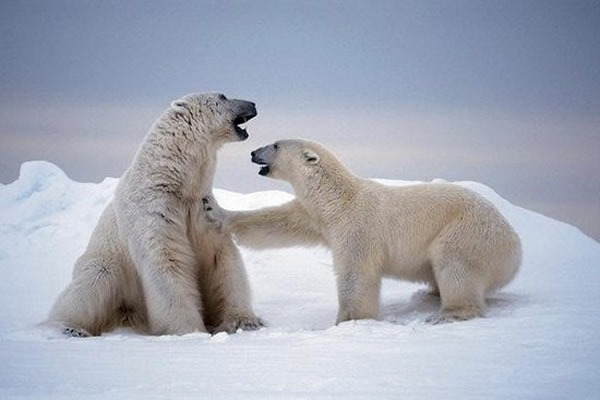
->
[[0, 161, 599, 399]]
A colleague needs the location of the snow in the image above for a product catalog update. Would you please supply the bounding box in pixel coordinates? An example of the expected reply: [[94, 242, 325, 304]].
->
[[1, 161, 599, 399]]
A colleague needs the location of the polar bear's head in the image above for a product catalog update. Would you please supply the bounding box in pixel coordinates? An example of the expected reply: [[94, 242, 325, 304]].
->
[[170, 93, 257, 144], [250, 139, 329, 183]]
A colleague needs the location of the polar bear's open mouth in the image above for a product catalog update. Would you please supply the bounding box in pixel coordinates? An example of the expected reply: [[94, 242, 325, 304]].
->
[[233, 112, 257, 140], [257, 164, 270, 176], [252, 159, 270, 176]]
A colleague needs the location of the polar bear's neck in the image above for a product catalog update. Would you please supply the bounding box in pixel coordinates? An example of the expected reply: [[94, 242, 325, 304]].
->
[[133, 124, 218, 201], [292, 159, 361, 224]]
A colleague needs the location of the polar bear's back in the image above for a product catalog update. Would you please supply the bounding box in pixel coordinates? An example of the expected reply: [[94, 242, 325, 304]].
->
[[365, 181, 521, 290]]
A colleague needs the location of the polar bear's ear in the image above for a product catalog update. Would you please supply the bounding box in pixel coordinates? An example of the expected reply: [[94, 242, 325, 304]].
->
[[302, 149, 320, 165], [171, 99, 191, 113]]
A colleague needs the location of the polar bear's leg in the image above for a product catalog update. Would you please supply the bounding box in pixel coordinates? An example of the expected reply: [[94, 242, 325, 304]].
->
[[124, 212, 207, 336], [48, 256, 124, 337], [204, 237, 264, 333], [139, 251, 207, 335], [427, 257, 486, 324], [203, 197, 324, 249], [427, 222, 487, 324], [334, 250, 382, 324]]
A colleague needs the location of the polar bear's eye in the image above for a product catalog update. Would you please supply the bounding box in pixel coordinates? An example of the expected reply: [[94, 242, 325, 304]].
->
[[273, 143, 279, 150]]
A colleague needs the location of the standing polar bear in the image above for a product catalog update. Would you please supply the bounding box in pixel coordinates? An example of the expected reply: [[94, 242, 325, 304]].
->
[[48, 93, 263, 336], [204, 139, 522, 324]]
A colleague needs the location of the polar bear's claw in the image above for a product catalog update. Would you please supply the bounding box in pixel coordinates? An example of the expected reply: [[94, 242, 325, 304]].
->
[[215, 315, 266, 333], [202, 195, 227, 229], [63, 326, 91, 337]]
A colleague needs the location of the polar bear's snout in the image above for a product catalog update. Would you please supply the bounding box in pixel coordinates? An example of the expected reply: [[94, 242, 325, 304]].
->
[[251, 144, 276, 176], [232, 100, 257, 141], [232, 100, 257, 123]]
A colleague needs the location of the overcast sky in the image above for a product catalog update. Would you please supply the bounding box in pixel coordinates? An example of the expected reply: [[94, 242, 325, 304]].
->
[[1, 0, 599, 240]]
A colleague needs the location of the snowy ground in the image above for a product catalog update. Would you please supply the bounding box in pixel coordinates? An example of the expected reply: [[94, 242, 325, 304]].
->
[[1, 161, 599, 399]]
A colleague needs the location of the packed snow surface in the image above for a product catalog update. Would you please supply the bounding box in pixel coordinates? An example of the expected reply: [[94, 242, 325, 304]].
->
[[1, 161, 599, 399]]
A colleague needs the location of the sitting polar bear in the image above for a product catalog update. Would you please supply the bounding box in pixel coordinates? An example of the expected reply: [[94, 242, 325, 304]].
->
[[204, 139, 522, 324], [48, 93, 264, 336]]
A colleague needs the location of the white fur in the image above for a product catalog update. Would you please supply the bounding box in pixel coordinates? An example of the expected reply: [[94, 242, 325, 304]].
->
[[48, 93, 262, 336], [204, 139, 522, 324]]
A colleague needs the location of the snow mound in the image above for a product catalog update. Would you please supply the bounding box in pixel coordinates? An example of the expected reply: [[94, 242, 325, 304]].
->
[[1, 162, 599, 399]]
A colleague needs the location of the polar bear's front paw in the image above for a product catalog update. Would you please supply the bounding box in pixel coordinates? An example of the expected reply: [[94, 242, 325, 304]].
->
[[425, 307, 482, 324], [202, 195, 229, 230], [215, 314, 266, 334]]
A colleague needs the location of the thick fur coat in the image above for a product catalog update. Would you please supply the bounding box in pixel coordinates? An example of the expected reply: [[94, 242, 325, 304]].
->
[[204, 139, 522, 324], [48, 93, 263, 336]]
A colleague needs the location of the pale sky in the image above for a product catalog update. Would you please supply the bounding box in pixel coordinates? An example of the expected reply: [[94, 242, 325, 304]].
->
[[1, 0, 599, 240]]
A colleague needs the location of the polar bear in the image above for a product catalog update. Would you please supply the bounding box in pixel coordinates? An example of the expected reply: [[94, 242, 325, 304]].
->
[[203, 139, 522, 324], [47, 93, 264, 336]]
